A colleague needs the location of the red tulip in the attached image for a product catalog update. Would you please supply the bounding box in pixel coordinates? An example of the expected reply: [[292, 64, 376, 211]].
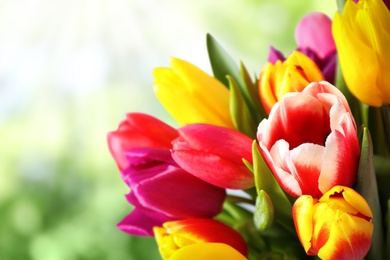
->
[[172, 123, 254, 189], [257, 82, 360, 197], [293, 186, 373, 259], [107, 113, 178, 171], [153, 218, 248, 259]]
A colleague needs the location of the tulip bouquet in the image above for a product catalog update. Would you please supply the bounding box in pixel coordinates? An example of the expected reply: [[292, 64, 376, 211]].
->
[[107, 0, 390, 259]]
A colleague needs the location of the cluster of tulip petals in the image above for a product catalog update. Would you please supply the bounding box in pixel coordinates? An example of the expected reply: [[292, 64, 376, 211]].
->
[[107, 0, 390, 259]]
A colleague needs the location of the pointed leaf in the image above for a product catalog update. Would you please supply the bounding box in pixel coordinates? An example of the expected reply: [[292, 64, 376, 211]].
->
[[355, 127, 384, 260], [228, 75, 257, 138], [206, 33, 242, 89], [240, 61, 268, 121]]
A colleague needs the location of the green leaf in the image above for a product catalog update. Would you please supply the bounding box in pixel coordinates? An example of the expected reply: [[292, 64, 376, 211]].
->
[[228, 75, 257, 138], [254, 190, 274, 232], [240, 62, 268, 121], [251, 140, 295, 235], [206, 33, 242, 89], [355, 127, 385, 260]]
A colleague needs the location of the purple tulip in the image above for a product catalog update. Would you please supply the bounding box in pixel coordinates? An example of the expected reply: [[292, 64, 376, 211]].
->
[[117, 147, 226, 236]]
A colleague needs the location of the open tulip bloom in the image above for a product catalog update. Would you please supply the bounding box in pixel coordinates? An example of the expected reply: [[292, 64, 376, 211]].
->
[[107, 0, 390, 259]]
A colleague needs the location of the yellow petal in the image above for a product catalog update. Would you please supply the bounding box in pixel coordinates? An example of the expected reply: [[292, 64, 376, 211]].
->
[[154, 226, 179, 260], [153, 58, 234, 128], [317, 211, 373, 260], [170, 243, 247, 260], [292, 195, 317, 254]]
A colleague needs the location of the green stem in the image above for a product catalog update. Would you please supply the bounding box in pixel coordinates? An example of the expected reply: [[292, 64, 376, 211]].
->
[[226, 194, 255, 205]]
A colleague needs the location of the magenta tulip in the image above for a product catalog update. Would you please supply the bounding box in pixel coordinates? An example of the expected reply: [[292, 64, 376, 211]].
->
[[108, 114, 226, 236], [172, 123, 254, 189], [257, 82, 360, 198]]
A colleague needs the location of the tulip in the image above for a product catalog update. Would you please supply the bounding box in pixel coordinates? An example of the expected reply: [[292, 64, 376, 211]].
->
[[258, 51, 324, 114], [153, 218, 248, 259], [118, 147, 226, 236], [171, 123, 254, 189], [333, 0, 390, 106], [257, 82, 360, 198], [293, 186, 373, 260], [108, 113, 226, 236], [107, 113, 178, 171], [153, 57, 234, 128]]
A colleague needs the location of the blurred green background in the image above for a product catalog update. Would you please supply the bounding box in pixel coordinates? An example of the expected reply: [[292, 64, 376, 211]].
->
[[0, 1, 336, 259]]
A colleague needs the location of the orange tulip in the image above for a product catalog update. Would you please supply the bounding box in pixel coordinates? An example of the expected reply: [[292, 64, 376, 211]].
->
[[258, 50, 324, 114]]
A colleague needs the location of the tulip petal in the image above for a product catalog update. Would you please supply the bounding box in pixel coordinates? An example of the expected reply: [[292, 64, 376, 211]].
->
[[170, 243, 247, 260], [265, 140, 301, 197], [132, 165, 226, 218], [172, 149, 254, 189], [153, 58, 234, 128], [107, 113, 178, 170], [295, 12, 335, 59], [317, 212, 373, 260], [292, 195, 317, 254], [290, 143, 325, 197], [333, 8, 383, 106], [117, 210, 166, 236], [164, 218, 248, 257], [319, 130, 358, 194]]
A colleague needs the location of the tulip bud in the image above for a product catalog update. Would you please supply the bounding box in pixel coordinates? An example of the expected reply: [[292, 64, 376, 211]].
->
[[258, 51, 324, 114], [153, 57, 234, 128], [333, 0, 390, 106], [257, 82, 360, 198], [153, 218, 248, 259], [293, 186, 373, 260], [172, 123, 254, 189]]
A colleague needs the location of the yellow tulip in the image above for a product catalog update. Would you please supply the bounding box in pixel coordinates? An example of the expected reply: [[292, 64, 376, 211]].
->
[[258, 50, 324, 114], [153, 218, 248, 259], [333, 0, 390, 106], [293, 186, 373, 260], [153, 58, 234, 128]]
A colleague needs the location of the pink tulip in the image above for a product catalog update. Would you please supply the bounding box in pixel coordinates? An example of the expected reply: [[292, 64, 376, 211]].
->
[[257, 82, 360, 197], [172, 123, 254, 189], [295, 12, 336, 59]]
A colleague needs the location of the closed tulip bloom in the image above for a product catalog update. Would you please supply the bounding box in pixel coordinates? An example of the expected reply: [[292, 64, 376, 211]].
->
[[153, 57, 234, 128], [108, 113, 225, 236], [257, 82, 360, 198], [118, 148, 226, 236], [293, 186, 373, 260], [172, 123, 254, 189], [333, 0, 390, 106], [258, 51, 324, 114], [153, 218, 248, 259], [107, 113, 178, 171]]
